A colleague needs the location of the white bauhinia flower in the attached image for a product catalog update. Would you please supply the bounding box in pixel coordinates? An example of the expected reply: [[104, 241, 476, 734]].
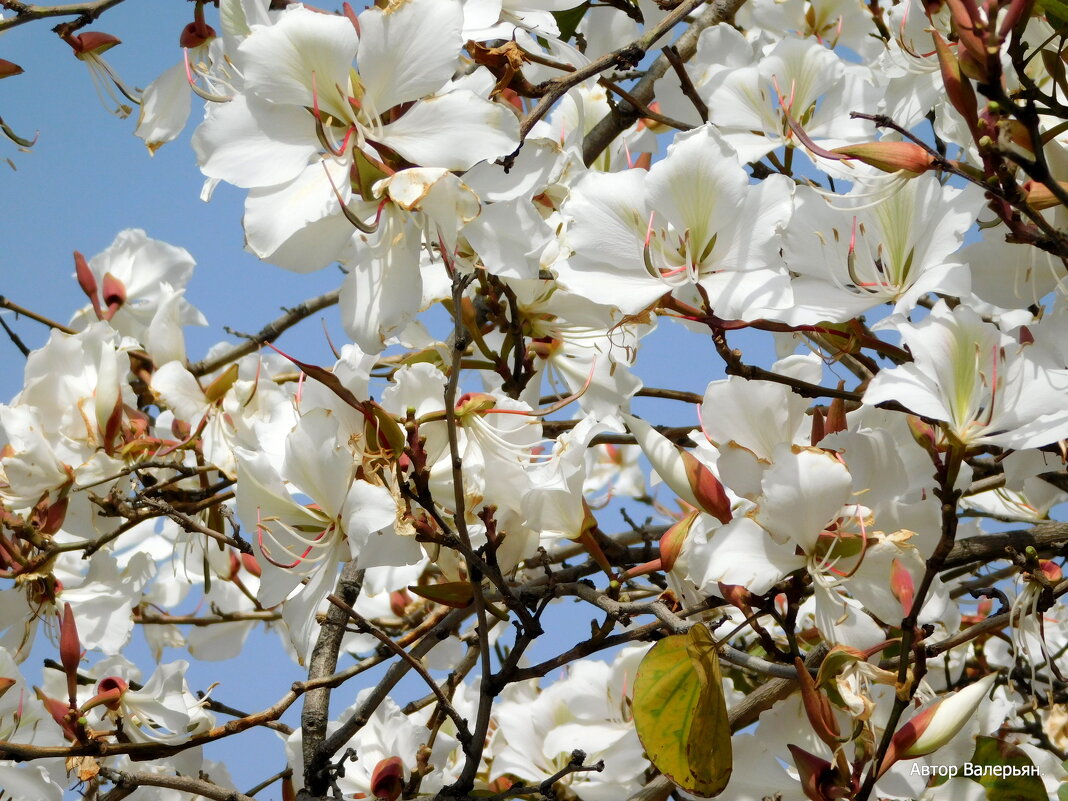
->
[[778, 177, 983, 324], [701, 36, 877, 164], [339, 168, 480, 353], [557, 124, 793, 320], [235, 409, 416, 661], [193, 0, 518, 271], [488, 648, 650, 801], [89, 660, 215, 745], [864, 301, 1068, 450], [68, 229, 206, 341]]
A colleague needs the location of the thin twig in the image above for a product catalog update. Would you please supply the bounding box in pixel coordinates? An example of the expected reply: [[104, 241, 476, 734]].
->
[[189, 288, 340, 376], [662, 44, 708, 121], [0, 295, 76, 333], [325, 593, 474, 747]]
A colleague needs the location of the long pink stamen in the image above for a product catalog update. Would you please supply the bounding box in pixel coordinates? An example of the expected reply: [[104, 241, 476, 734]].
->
[[255, 508, 329, 569], [183, 48, 195, 87]]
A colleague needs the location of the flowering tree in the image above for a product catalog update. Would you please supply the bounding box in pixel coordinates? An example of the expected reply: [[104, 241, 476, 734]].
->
[[3, 0, 1068, 799]]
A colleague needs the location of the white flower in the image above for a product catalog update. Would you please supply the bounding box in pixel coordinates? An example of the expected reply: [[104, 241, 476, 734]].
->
[[864, 301, 1068, 449]]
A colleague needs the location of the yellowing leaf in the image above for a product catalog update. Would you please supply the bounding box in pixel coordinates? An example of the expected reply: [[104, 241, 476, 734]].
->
[[632, 624, 732, 796]]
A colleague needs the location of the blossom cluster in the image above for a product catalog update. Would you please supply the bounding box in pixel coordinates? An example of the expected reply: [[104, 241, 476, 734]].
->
[[2, 0, 1068, 799]]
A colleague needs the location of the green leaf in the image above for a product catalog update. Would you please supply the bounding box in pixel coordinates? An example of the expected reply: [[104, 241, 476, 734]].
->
[[632, 625, 732, 797], [1038, 0, 1068, 31], [553, 3, 590, 43], [968, 735, 1047, 801]]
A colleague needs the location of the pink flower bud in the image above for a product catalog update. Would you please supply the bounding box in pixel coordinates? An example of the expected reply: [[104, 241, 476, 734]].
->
[[880, 673, 997, 775], [370, 756, 405, 801], [890, 558, 915, 617], [932, 31, 979, 138], [659, 510, 698, 572], [240, 552, 262, 578], [100, 271, 126, 319], [389, 589, 412, 617], [681, 449, 732, 524], [1021, 180, 1068, 211], [59, 603, 81, 707], [830, 142, 935, 175], [34, 687, 79, 741]]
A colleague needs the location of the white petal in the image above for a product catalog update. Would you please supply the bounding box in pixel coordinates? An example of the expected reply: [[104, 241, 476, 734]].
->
[[240, 6, 357, 118], [243, 160, 365, 271], [686, 517, 804, 595], [356, 0, 462, 112], [339, 213, 424, 353], [135, 61, 192, 154], [375, 92, 519, 169], [757, 447, 852, 550], [194, 93, 319, 189]]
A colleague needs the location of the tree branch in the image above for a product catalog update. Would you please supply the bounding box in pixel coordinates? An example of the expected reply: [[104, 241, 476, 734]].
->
[[189, 288, 340, 377], [582, 0, 747, 165]]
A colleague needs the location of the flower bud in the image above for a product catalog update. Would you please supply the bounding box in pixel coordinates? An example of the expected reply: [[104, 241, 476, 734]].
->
[[370, 756, 405, 801], [830, 142, 935, 175], [659, 510, 698, 572], [624, 413, 732, 523], [59, 602, 82, 707], [34, 687, 79, 741], [1021, 180, 1068, 211], [389, 589, 412, 617], [880, 673, 997, 775], [100, 271, 126, 319], [932, 31, 979, 137], [890, 558, 915, 617]]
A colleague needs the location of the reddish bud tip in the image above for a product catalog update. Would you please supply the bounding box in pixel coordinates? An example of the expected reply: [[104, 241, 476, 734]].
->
[[94, 676, 128, 710], [659, 510, 698, 572], [680, 450, 732, 524], [34, 687, 79, 740], [73, 250, 100, 301], [890, 558, 915, 616], [100, 272, 126, 318], [0, 59, 24, 79], [389, 589, 412, 617], [40, 497, 69, 536], [179, 20, 217, 48], [64, 31, 122, 57], [370, 756, 405, 801], [718, 582, 752, 611]]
